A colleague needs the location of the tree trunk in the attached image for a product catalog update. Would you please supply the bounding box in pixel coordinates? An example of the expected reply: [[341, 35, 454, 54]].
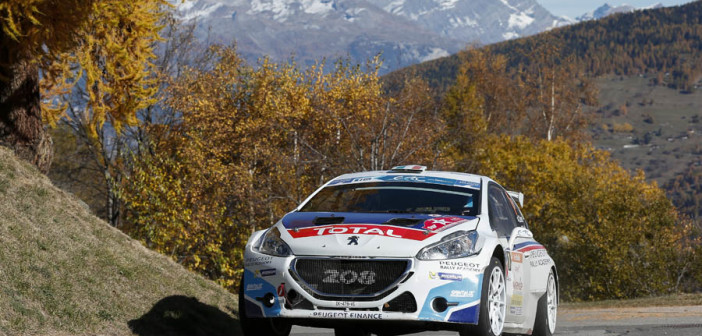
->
[[0, 39, 53, 173]]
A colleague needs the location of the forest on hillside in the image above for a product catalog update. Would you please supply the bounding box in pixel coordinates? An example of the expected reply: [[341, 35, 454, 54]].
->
[[390, 0, 702, 93], [1, 0, 701, 301], [386, 0, 702, 228]]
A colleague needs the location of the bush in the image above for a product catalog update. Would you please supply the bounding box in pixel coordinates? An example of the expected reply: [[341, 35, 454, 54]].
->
[[472, 136, 686, 301], [612, 122, 634, 133]]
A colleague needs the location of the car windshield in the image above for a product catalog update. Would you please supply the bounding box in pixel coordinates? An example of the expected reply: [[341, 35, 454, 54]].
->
[[300, 182, 480, 216]]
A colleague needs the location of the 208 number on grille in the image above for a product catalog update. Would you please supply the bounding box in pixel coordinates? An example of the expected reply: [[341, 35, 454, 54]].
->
[[322, 270, 377, 285]]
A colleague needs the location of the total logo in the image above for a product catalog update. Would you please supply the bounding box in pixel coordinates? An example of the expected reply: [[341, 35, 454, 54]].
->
[[288, 224, 435, 241]]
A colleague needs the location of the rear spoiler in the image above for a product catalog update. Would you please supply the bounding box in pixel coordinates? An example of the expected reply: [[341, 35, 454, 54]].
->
[[507, 191, 524, 207]]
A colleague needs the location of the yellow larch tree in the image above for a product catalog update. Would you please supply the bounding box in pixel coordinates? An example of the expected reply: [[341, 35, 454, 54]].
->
[[0, 0, 166, 172]]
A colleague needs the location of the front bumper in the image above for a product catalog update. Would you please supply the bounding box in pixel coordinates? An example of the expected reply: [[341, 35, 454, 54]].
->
[[241, 247, 485, 326]]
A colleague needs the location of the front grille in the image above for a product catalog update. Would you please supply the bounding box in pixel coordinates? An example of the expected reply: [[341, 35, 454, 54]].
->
[[292, 258, 410, 298]]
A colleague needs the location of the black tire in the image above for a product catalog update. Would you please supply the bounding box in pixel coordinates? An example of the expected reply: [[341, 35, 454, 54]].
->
[[238, 281, 292, 336], [334, 328, 371, 336], [532, 270, 557, 336], [460, 257, 506, 336]]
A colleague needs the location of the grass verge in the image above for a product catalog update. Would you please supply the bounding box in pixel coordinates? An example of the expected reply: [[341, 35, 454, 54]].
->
[[0, 146, 241, 336]]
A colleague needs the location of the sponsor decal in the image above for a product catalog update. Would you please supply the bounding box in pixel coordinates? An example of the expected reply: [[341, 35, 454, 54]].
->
[[439, 261, 482, 272], [376, 175, 480, 189], [430, 272, 463, 281], [513, 280, 524, 291], [246, 283, 263, 291], [244, 256, 274, 267], [288, 224, 435, 241], [440, 273, 463, 281], [510, 293, 523, 306], [511, 252, 523, 264], [530, 259, 550, 267], [347, 235, 360, 245], [450, 290, 475, 298], [311, 312, 384, 320], [327, 175, 480, 189], [510, 306, 524, 315], [509, 293, 524, 315], [255, 268, 276, 277], [422, 217, 467, 232], [327, 177, 374, 186], [277, 283, 286, 297], [530, 249, 548, 259], [526, 249, 549, 267]]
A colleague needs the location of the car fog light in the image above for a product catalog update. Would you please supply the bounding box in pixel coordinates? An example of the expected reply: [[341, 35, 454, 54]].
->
[[432, 297, 448, 312], [261, 293, 276, 308]]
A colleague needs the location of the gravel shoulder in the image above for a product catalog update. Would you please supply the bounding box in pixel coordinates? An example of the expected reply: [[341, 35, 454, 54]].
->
[[558, 305, 702, 327]]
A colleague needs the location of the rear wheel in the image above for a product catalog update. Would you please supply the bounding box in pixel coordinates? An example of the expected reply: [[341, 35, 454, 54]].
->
[[533, 270, 557, 336], [238, 281, 292, 336], [460, 257, 506, 336]]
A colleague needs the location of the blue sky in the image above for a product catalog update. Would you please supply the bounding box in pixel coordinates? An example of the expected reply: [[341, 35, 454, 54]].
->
[[537, 0, 696, 19]]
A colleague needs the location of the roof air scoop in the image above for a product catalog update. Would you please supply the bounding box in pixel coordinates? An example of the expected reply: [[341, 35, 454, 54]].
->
[[389, 165, 427, 174]]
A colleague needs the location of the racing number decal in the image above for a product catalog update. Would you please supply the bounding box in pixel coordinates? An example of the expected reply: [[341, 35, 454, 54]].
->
[[323, 269, 377, 285]]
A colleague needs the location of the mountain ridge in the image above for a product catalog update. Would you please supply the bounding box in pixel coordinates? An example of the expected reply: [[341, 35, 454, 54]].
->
[[174, 0, 568, 73], [576, 2, 664, 21]]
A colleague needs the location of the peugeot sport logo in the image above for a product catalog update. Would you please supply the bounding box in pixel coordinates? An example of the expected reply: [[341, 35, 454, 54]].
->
[[347, 235, 359, 245]]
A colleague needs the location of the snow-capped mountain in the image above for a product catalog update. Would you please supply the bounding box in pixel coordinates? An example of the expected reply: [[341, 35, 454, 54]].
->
[[174, 0, 569, 74], [376, 0, 569, 44], [577, 3, 663, 21]]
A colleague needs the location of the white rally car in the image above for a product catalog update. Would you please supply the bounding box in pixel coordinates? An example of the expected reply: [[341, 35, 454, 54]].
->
[[239, 166, 558, 336]]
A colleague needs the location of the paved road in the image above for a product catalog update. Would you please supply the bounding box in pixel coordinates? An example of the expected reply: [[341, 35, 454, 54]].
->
[[290, 305, 702, 336]]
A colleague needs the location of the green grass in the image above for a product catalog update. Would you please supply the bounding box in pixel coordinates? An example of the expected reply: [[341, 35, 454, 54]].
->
[[591, 74, 702, 186], [0, 146, 242, 336]]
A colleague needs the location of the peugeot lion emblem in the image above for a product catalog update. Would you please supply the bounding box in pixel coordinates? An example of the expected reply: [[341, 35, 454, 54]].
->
[[347, 235, 360, 245]]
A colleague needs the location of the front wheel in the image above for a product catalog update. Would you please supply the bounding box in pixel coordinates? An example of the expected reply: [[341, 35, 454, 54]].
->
[[238, 281, 292, 336], [460, 257, 506, 336], [533, 270, 557, 336]]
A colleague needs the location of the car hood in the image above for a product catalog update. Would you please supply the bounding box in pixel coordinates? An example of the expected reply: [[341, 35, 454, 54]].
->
[[278, 212, 479, 257]]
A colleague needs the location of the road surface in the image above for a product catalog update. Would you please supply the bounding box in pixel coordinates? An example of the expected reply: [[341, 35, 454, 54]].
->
[[290, 305, 702, 335]]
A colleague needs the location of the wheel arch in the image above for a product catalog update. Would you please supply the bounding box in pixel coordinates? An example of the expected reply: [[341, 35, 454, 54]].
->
[[551, 265, 559, 304], [492, 244, 505, 272]]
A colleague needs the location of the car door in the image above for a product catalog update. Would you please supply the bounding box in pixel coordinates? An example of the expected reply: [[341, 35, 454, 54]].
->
[[487, 183, 532, 324], [506, 191, 545, 325]]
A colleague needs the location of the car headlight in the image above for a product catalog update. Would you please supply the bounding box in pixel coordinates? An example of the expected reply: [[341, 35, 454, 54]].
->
[[256, 227, 293, 257], [417, 231, 481, 260]]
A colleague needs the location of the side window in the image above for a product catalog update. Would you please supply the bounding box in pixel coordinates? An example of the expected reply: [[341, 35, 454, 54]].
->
[[488, 183, 519, 237], [506, 192, 528, 228]]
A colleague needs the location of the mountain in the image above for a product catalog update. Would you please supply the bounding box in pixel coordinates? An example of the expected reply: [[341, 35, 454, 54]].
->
[[385, 0, 702, 222], [174, 0, 569, 73], [576, 2, 663, 21], [0, 146, 241, 335], [386, 1, 702, 92]]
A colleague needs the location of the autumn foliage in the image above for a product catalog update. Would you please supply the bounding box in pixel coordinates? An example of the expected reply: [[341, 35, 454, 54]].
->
[[114, 42, 696, 299], [468, 137, 687, 300], [8, 1, 695, 300], [121, 48, 442, 290]]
